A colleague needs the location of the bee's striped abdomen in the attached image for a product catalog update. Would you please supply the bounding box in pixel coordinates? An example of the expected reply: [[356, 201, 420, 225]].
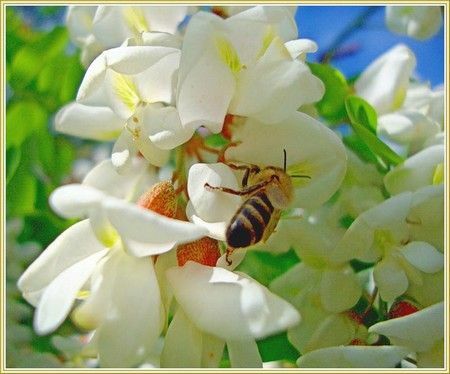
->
[[226, 192, 274, 248]]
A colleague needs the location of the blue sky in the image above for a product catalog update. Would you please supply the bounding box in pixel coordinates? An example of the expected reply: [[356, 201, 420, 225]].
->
[[296, 6, 444, 86]]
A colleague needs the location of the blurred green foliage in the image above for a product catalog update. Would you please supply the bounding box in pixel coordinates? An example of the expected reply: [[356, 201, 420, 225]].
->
[[6, 7, 84, 363], [6, 7, 83, 246]]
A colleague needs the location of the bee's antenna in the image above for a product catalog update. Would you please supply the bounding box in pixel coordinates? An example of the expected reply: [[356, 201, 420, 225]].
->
[[290, 175, 311, 179], [283, 149, 287, 172]]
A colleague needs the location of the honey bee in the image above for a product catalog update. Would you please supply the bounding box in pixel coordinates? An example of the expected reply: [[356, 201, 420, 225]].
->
[[204, 150, 309, 264]]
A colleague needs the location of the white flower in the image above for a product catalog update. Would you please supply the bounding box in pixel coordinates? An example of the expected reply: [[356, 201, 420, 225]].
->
[[385, 6, 443, 40], [71, 244, 163, 367], [377, 110, 440, 154], [404, 83, 444, 128], [269, 220, 362, 354], [384, 144, 444, 195], [18, 158, 209, 367], [369, 302, 444, 367], [186, 113, 346, 240], [407, 184, 444, 252], [297, 346, 410, 368], [50, 158, 207, 256], [212, 5, 297, 19], [355, 44, 416, 116], [333, 187, 444, 303], [55, 45, 194, 171], [177, 6, 324, 132], [335, 150, 385, 218], [17, 220, 109, 336], [160, 261, 300, 367], [67, 5, 188, 66]]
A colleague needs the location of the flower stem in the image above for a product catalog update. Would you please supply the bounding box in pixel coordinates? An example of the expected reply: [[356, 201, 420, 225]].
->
[[320, 7, 380, 63]]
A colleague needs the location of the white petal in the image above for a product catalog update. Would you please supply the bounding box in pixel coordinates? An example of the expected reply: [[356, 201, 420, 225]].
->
[[320, 269, 362, 313], [378, 110, 440, 148], [185, 201, 227, 241], [227, 339, 262, 368], [228, 7, 298, 60], [160, 309, 203, 368], [270, 263, 319, 305], [369, 302, 444, 352], [54, 102, 123, 141], [187, 163, 242, 224], [226, 113, 347, 209], [91, 6, 130, 49], [34, 250, 107, 335], [386, 6, 443, 41], [133, 50, 180, 104], [417, 340, 444, 368], [104, 45, 179, 76], [373, 257, 409, 303], [407, 270, 444, 307], [76, 51, 108, 105], [355, 44, 416, 115], [297, 346, 410, 368], [201, 333, 225, 368], [135, 136, 170, 168], [137, 31, 182, 49], [302, 313, 357, 353], [384, 145, 444, 195], [166, 262, 300, 341], [230, 39, 324, 123], [141, 6, 188, 34], [111, 130, 138, 174], [104, 198, 208, 247], [177, 13, 235, 132], [96, 249, 162, 367], [332, 192, 412, 263], [142, 105, 194, 150], [66, 6, 96, 46], [284, 39, 318, 60], [18, 220, 105, 297], [123, 238, 176, 258], [409, 184, 444, 251], [82, 158, 156, 200], [401, 241, 443, 273], [49, 184, 105, 219]]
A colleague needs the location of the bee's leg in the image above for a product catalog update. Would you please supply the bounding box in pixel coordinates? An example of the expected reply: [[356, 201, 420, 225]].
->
[[225, 248, 234, 265], [204, 175, 279, 196], [225, 163, 260, 187], [217, 141, 242, 162]]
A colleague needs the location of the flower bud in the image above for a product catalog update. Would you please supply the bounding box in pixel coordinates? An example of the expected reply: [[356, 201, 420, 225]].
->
[[388, 299, 420, 319], [137, 181, 177, 218], [177, 237, 221, 267]]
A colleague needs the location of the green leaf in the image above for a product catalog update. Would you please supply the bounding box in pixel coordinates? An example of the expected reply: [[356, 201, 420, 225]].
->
[[6, 146, 21, 185], [257, 332, 299, 363], [345, 95, 377, 134], [7, 145, 37, 217], [204, 133, 229, 148], [19, 211, 73, 248], [6, 101, 48, 149], [343, 133, 378, 164], [10, 26, 68, 89], [59, 54, 84, 103], [236, 249, 300, 287], [308, 63, 350, 124], [6, 8, 41, 65], [345, 96, 403, 167], [37, 53, 84, 105]]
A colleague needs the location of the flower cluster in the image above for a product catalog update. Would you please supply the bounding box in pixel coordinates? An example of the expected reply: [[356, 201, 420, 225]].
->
[[17, 5, 444, 368]]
